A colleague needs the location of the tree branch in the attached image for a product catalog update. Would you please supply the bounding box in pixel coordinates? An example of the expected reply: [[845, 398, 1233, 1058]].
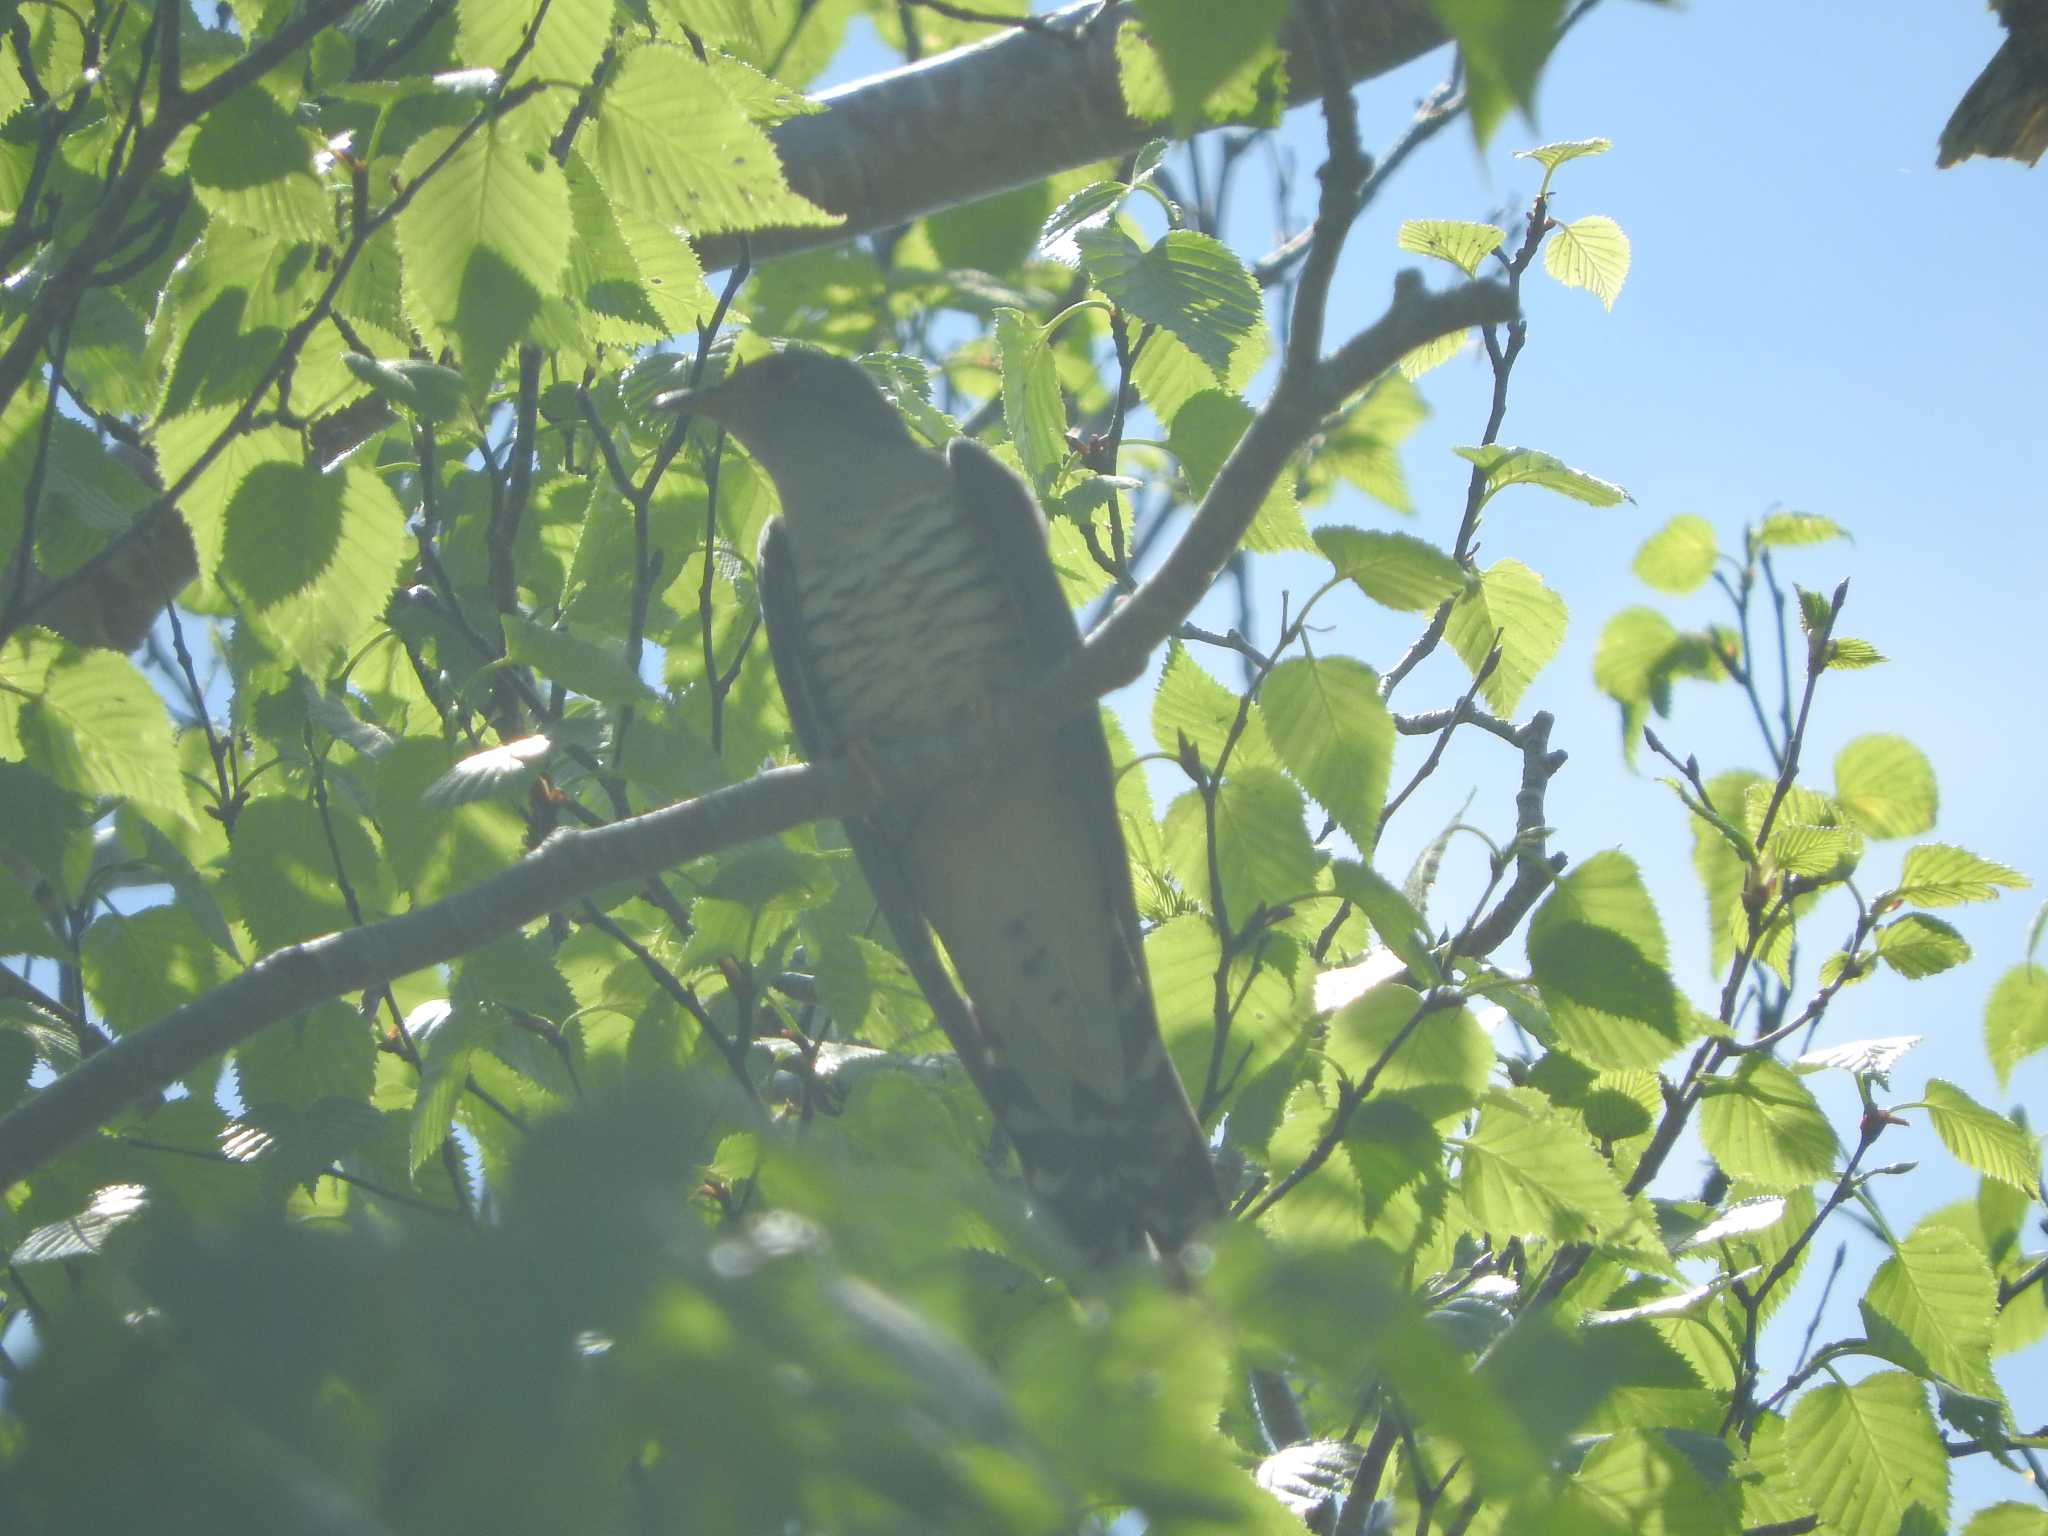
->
[[690, 0, 1449, 271]]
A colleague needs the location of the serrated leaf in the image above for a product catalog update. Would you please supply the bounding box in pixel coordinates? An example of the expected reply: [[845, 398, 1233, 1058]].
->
[[1785, 1372, 1947, 1536], [1827, 636, 1886, 669], [993, 307, 1066, 490], [1328, 982, 1488, 1122], [1395, 218, 1506, 277], [1698, 1056, 1838, 1191], [1149, 643, 1276, 771], [1308, 371, 1428, 514], [1834, 734, 1937, 840], [1459, 1087, 1632, 1243], [1876, 913, 1971, 979], [16, 649, 186, 825], [1964, 1505, 2048, 1536], [1889, 844, 2029, 909], [1543, 214, 1630, 309], [1259, 655, 1392, 850], [1984, 963, 2048, 1090], [1326, 860, 1438, 983], [1077, 225, 1262, 379], [398, 120, 571, 376], [1161, 767, 1314, 924], [1757, 512, 1846, 547], [1313, 526, 1463, 612], [1456, 444, 1628, 508], [1916, 1080, 2039, 1192], [591, 45, 836, 234], [1169, 390, 1309, 551], [1445, 557, 1567, 715], [1132, 0, 1288, 129], [1632, 514, 1717, 593], [1527, 851, 1681, 1069], [1518, 137, 1612, 169], [1860, 1226, 1997, 1395]]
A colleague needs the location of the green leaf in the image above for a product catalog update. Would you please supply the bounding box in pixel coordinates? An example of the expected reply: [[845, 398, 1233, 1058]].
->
[[222, 460, 344, 608], [591, 44, 836, 234], [1456, 444, 1628, 508], [1113, 16, 1286, 130], [1326, 860, 1439, 983], [993, 307, 1067, 491], [1259, 656, 1393, 850], [1527, 851, 1682, 1069], [186, 82, 329, 241], [1573, 1425, 1740, 1536], [410, 1006, 485, 1172], [1445, 557, 1567, 715], [227, 794, 391, 951], [1756, 512, 1846, 547], [1785, 1372, 1947, 1536], [341, 354, 468, 423], [1827, 636, 1887, 670], [1312, 526, 1464, 613], [1834, 735, 1937, 839], [1984, 963, 2048, 1090], [501, 616, 650, 705], [1592, 606, 1724, 761], [1328, 982, 1488, 1122], [1888, 844, 2029, 909], [1077, 225, 1262, 380], [1632, 514, 1717, 594], [1459, 1086, 1632, 1242], [1860, 1226, 1998, 1395], [1149, 643, 1277, 771], [399, 120, 570, 376], [1916, 1080, 2039, 1192], [1131, 0, 1288, 129], [1168, 390, 1310, 551], [1697, 1056, 1838, 1191], [1518, 137, 1612, 170], [1876, 913, 1971, 978], [1161, 766, 1314, 923], [78, 905, 230, 1037], [1148, 911, 1300, 1113], [1395, 219, 1506, 277], [0, 758, 88, 883], [1964, 1505, 2048, 1536], [15, 649, 186, 824], [1543, 214, 1630, 310], [236, 1000, 377, 1113], [235, 463, 408, 676], [457, 0, 612, 92], [1303, 371, 1428, 514]]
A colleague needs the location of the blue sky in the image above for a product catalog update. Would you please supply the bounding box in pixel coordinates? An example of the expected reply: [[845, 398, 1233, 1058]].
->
[[835, 0, 2047, 1514]]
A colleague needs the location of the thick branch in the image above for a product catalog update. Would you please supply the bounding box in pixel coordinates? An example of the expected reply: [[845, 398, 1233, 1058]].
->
[[0, 762, 859, 1188], [691, 0, 1447, 271]]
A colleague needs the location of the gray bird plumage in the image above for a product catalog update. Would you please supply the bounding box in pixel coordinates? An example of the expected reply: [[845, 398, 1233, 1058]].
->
[[671, 348, 1221, 1261]]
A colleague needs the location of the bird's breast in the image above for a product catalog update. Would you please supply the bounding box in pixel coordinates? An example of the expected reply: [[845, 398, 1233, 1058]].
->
[[796, 491, 1021, 740]]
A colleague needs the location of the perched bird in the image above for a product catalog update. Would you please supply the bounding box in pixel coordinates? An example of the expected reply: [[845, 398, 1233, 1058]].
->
[[1938, 0, 2048, 168], [667, 347, 1221, 1262]]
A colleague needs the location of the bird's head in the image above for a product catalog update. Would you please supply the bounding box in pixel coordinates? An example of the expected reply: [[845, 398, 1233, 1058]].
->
[[658, 347, 914, 499]]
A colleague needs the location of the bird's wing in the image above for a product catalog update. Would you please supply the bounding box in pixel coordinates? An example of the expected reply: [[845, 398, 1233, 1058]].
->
[[757, 517, 1003, 1099], [941, 438, 1154, 1036], [944, 438, 1222, 1249]]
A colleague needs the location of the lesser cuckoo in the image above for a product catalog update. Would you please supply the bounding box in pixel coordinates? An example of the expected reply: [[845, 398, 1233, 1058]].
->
[[669, 348, 1221, 1261]]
